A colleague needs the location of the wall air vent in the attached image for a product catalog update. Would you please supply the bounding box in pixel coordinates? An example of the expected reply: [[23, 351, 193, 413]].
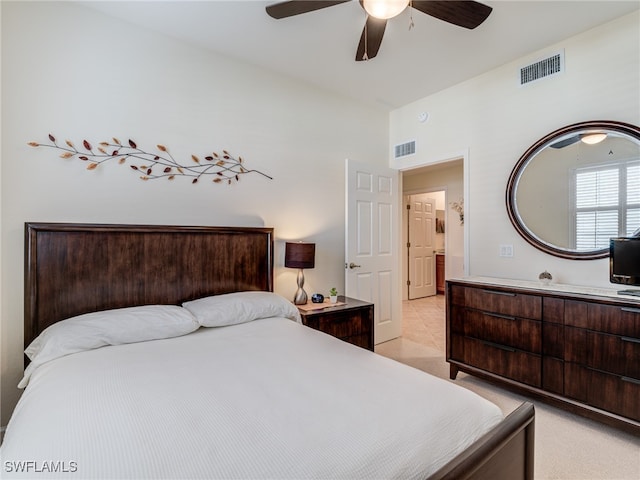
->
[[394, 140, 416, 159], [519, 50, 564, 86]]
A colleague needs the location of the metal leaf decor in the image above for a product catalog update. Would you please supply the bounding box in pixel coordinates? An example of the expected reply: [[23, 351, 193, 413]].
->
[[28, 134, 273, 185]]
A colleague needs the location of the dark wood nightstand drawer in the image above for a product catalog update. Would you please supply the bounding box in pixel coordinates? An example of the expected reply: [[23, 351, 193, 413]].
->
[[344, 334, 372, 350], [298, 296, 374, 351], [313, 311, 370, 337]]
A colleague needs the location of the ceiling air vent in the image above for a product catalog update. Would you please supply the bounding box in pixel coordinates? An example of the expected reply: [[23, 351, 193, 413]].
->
[[519, 50, 564, 86], [394, 140, 416, 159]]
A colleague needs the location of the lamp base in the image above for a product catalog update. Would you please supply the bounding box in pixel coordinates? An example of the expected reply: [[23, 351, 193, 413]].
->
[[293, 268, 308, 305], [293, 288, 308, 305]]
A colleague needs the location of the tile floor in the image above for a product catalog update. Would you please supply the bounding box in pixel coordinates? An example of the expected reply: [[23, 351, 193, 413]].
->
[[398, 293, 446, 352]]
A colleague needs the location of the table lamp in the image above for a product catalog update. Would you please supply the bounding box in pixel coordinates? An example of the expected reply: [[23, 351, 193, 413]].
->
[[285, 242, 315, 305]]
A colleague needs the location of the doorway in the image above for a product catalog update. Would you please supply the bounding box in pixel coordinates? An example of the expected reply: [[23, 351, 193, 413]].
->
[[401, 158, 465, 301], [406, 192, 445, 300]]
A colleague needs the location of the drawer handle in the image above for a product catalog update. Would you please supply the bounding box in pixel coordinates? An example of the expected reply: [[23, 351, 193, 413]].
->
[[586, 367, 640, 385], [621, 336, 640, 345], [621, 376, 640, 386], [486, 312, 517, 322], [621, 307, 640, 314], [482, 340, 516, 352], [481, 289, 516, 297]]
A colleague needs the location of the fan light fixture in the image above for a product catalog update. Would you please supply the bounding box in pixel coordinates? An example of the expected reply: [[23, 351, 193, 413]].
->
[[265, 0, 493, 62], [581, 133, 607, 145], [362, 0, 410, 19]]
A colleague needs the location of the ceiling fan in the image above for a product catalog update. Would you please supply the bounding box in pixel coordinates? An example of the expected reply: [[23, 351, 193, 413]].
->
[[265, 0, 493, 61], [550, 133, 609, 149]]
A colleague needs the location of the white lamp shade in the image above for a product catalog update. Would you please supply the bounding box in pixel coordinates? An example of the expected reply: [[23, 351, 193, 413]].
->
[[362, 0, 409, 20]]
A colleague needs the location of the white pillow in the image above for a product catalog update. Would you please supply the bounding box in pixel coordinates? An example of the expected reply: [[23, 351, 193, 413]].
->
[[19, 305, 199, 388], [183, 291, 301, 327]]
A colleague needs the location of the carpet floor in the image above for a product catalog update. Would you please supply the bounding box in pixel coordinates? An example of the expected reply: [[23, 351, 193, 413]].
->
[[375, 294, 640, 480]]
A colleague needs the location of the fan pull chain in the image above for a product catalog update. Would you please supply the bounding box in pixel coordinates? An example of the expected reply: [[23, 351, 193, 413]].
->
[[408, 0, 414, 30]]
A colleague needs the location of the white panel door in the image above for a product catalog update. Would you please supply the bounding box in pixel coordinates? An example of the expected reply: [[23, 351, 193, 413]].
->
[[408, 194, 436, 299], [345, 159, 400, 344]]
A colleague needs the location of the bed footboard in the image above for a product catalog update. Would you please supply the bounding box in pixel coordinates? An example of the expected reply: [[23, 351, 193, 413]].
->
[[428, 402, 535, 480]]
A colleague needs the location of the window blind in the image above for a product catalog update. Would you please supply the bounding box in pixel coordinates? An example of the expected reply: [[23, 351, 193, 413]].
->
[[627, 164, 640, 236], [574, 161, 639, 248]]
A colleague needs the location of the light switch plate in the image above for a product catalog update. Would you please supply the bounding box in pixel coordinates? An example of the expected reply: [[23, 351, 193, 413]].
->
[[499, 244, 514, 257]]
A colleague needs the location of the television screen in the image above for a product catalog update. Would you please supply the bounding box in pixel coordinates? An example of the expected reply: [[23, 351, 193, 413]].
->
[[610, 237, 640, 293]]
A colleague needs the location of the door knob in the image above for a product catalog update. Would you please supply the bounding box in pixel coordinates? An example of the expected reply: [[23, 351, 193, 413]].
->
[[348, 262, 362, 269]]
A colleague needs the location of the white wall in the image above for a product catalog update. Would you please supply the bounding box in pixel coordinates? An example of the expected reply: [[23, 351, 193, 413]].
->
[[0, 1, 388, 424], [390, 12, 640, 288]]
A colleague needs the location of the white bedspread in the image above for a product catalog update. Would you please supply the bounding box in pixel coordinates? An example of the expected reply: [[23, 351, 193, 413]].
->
[[1, 318, 503, 479]]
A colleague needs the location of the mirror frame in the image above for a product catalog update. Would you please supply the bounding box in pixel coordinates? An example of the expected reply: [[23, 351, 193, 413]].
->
[[506, 120, 640, 260]]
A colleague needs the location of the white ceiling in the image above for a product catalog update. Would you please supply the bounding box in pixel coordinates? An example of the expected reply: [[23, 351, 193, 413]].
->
[[82, 0, 639, 111]]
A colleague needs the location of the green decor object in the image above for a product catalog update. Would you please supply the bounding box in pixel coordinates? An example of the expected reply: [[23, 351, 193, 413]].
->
[[329, 287, 338, 304], [29, 134, 273, 185]]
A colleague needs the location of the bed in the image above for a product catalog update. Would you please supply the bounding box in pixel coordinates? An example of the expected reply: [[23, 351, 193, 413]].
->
[[1, 223, 535, 479]]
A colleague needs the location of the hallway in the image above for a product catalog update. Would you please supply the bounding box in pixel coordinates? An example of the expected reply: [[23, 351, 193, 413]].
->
[[400, 294, 446, 352]]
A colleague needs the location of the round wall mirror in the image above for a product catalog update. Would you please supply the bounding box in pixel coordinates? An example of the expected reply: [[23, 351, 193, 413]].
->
[[506, 120, 640, 260]]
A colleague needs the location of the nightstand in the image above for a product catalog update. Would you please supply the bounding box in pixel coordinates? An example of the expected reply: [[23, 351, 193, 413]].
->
[[297, 296, 374, 351]]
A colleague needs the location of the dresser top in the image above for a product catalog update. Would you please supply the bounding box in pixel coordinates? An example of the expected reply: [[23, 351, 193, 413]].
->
[[449, 276, 640, 303]]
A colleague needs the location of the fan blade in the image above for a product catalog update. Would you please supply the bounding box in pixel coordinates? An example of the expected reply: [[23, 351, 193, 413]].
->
[[266, 1, 351, 19], [411, 1, 492, 29], [550, 135, 580, 149], [355, 16, 387, 61]]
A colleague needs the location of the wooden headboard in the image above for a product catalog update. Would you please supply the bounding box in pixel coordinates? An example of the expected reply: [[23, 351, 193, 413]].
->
[[24, 223, 274, 348]]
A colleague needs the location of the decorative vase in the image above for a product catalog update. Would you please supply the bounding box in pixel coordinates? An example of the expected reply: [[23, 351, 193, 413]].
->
[[538, 270, 553, 285]]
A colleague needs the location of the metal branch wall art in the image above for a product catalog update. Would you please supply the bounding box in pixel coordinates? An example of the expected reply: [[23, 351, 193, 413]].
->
[[29, 134, 273, 185], [450, 199, 464, 225]]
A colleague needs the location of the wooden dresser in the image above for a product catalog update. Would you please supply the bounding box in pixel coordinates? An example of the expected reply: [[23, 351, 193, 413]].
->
[[446, 277, 640, 433]]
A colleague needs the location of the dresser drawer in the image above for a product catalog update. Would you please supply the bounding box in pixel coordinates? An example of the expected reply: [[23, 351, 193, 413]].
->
[[542, 322, 564, 359], [543, 296, 565, 324], [565, 363, 640, 421], [450, 307, 541, 353], [451, 334, 541, 387], [450, 285, 542, 320], [565, 301, 640, 336], [543, 357, 564, 394], [565, 327, 640, 379]]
